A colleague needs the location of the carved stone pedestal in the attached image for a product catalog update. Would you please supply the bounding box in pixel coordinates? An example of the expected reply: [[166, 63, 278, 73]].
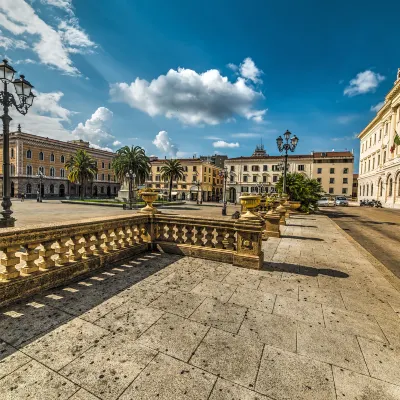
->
[[263, 213, 281, 239]]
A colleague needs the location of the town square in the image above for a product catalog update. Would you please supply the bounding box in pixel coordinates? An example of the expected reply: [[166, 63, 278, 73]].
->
[[0, 1, 400, 399]]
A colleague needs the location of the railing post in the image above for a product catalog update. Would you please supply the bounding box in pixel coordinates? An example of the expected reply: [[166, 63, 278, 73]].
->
[[233, 218, 264, 269], [0, 245, 20, 280], [20, 243, 40, 274], [39, 241, 56, 269]]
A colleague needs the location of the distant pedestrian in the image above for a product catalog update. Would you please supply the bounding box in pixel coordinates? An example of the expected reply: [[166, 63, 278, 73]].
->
[[20, 193, 25, 202]]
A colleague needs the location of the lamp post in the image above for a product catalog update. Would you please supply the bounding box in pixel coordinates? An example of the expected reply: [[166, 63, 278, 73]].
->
[[276, 130, 299, 194], [219, 167, 231, 216], [0, 60, 35, 227], [125, 170, 136, 209], [36, 171, 45, 202], [193, 171, 202, 204]]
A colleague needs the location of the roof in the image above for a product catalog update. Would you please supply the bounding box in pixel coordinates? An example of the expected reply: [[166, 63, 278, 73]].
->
[[227, 154, 312, 161], [227, 151, 353, 161], [312, 151, 353, 158]]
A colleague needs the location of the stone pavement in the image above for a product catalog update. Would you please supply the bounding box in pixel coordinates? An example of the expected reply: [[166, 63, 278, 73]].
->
[[0, 214, 400, 399]]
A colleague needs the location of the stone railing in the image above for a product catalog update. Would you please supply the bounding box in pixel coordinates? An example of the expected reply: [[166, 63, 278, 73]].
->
[[0, 213, 264, 306]]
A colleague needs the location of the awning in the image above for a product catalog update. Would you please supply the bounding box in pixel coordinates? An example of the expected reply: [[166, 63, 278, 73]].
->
[[171, 192, 178, 196]]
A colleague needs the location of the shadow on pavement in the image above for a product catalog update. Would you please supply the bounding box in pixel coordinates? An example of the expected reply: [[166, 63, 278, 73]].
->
[[286, 224, 317, 228], [281, 235, 324, 241]]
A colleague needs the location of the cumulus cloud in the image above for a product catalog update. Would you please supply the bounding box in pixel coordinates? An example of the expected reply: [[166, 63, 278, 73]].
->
[[109, 63, 266, 126], [0, 32, 28, 50], [344, 70, 385, 97], [213, 140, 240, 148], [231, 133, 260, 138], [113, 140, 122, 147], [370, 101, 384, 112], [204, 136, 222, 140], [0, 0, 96, 74], [239, 57, 263, 83], [153, 131, 178, 157]]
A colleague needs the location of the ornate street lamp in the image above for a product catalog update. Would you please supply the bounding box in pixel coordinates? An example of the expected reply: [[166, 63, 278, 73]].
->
[[276, 130, 299, 194], [125, 170, 136, 209], [0, 60, 35, 227], [36, 171, 45, 203], [219, 167, 233, 216], [193, 171, 202, 205]]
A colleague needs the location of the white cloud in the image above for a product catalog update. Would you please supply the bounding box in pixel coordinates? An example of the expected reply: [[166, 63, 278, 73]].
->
[[227, 63, 238, 71], [204, 136, 222, 140], [0, 0, 95, 74], [331, 133, 358, 141], [109, 64, 266, 126], [370, 101, 384, 112], [344, 70, 385, 97], [231, 132, 260, 138], [153, 130, 178, 157], [337, 115, 357, 124], [239, 57, 263, 83], [113, 140, 122, 147], [14, 58, 37, 65], [213, 140, 239, 148], [0, 32, 28, 50]]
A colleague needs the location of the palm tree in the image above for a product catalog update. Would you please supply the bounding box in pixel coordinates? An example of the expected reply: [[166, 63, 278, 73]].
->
[[112, 146, 150, 203], [160, 159, 185, 201], [65, 149, 97, 199]]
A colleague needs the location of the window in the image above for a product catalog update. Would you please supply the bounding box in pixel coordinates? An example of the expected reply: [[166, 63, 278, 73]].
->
[[378, 154, 381, 166], [102, 162, 105, 169], [369, 137, 371, 147], [272, 165, 278, 171], [298, 165, 305, 171], [61, 155, 65, 163], [230, 176, 234, 183], [108, 163, 111, 169], [50, 153, 55, 162], [317, 168, 322, 174], [389, 178, 393, 196], [101, 186, 104, 194], [50, 167, 55, 177], [157, 166, 160, 172], [379, 129, 382, 140], [263, 165, 268, 171], [39, 151, 44, 161], [60, 168, 65, 178], [374, 134, 376, 144], [26, 165, 32, 175], [342, 188, 348, 194], [366, 185, 369, 196], [243, 176, 248, 182], [38, 166, 45, 174], [102, 173, 105, 180], [343, 168, 348, 174], [26, 183, 32, 194], [50, 184, 54, 194], [156, 184, 160, 188], [242, 187, 249, 193], [181, 184, 187, 189], [230, 166, 235, 172], [380, 181, 383, 196], [317, 178, 322, 183], [252, 176, 257, 182], [263, 175, 267, 183], [329, 188, 334, 194], [372, 158, 375, 170], [330, 168, 335, 174], [182, 175, 186, 182], [11, 148, 14, 158], [243, 165, 248, 172], [343, 178, 348, 184], [368, 160, 370, 171], [273, 175, 278, 182], [156, 175, 160, 181], [184, 166, 188, 172], [251, 166, 259, 172], [330, 178, 335, 184], [26, 149, 32, 159], [10, 164, 15, 175], [371, 184, 373, 196], [204, 177, 207, 182], [108, 174, 111, 181], [193, 166, 197, 172], [383, 151, 386, 164]]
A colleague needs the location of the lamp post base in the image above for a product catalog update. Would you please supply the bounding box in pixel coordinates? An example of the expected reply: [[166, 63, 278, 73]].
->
[[0, 216, 16, 228]]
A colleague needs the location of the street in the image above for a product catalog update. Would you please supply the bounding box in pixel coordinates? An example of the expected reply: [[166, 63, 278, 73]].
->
[[320, 206, 400, 279]]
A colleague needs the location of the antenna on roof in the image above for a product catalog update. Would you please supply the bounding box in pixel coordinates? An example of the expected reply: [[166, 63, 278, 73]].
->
[[17, 124, 21, 133]]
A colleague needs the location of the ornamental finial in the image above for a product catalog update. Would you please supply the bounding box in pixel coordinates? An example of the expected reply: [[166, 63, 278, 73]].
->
[[17, 124, 21, 132]]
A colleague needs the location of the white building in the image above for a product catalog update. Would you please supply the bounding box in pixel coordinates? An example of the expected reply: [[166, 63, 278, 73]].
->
[[358, 69, 400, 208]]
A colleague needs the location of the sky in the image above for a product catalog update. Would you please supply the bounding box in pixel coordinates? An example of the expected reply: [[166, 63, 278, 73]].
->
[[1, 0, 399, 171]]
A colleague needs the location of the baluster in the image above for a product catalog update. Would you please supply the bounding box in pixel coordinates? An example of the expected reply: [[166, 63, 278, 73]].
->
[[176, 224, 184, 244], [0, 246, 21, 280], [214, 229, 224, 249], [56, 237, 70, 265], [185, 225, 195, 245], [168, 224, 176, 242], [83, 233, 94, 258], [139, 223, 149, 243], [194, 226, 204, 246], [70, 235, 84, 262], [223, 230, 236, 250], [121, 226, 130, 247], [108, 229, 118, 251], [204, 226, 214, 248], [132, 225, 140, 244], [102, 230, 113, 253], [39, 241, 56, 269], [20, 243, 40, 274], [162, 223, 169, 241], [92, 233, 104, 256]]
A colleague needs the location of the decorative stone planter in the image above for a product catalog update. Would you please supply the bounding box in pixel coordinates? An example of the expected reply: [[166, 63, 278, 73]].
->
[[289, 201, 301, 211], [139, 192, 160, 214], [239, 195, 262, 220]]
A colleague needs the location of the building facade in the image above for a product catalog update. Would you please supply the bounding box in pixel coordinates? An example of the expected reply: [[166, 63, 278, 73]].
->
[[146, 158, 224, 201], [225, 146, 354, 202], [352, 173, 359, 199], [0, 128, 120, 198], [358, 70, 400, 208]]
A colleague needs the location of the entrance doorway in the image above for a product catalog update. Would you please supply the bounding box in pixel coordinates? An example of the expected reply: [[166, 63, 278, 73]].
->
[[11, 181, 14, 197], [59, 184, 65, 197]]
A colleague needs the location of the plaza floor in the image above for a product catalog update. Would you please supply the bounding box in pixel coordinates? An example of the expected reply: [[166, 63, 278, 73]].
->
[[0, 214, 400, 399]]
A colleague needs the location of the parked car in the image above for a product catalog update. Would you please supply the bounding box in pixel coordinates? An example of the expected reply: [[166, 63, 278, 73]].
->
[[335, 196, 349, 206], [317, 197, 335, 207]]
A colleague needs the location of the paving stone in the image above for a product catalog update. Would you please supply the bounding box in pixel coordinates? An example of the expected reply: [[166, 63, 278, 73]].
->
[[157, 271, 204, 292], [281, 272, 320, 287], [209, 378, 272, 400], [358, 337, 400, 386], [0, 341, 31, 380], [190, 297, 247, 334], [273, 296, 324, 326], [22, 317, 110, 371], [258, 276, 298, 299], [149, 289, 205, 317], [194, 264, 231, 282], [94, 301, 163, 338], [223, 269, 262, 289], [80, 295, 128, 322], [299, 285, 345, 308], [333, 366, 400, 400], [190, 328, 263, 388], [375, 315, 400, 347], [323, 306, 387, 342], [239, 309, 297, 353], [119, 353, 216, 400], [255, 345, 336, 400], [191, 278, 237, 302], [60, 334, 157, 400], [297, 322, 369, 374], [229, 286, 276, 313], [135, 313, 209, 362], [115, 284, 165, 305], [0, 360, 78, 400], [69, 389, 101, 399]]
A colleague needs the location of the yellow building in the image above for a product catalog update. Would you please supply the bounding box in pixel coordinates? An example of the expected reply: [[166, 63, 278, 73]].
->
[[147, 158, 224, 201], [0, 127, 120, 198]]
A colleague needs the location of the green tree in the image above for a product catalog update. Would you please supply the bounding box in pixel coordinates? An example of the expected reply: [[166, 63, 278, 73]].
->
[[160, 159, 185, 201], [276, 173, 323, 212], [65, 149, 98, 199], [112, 146, 150, 202]]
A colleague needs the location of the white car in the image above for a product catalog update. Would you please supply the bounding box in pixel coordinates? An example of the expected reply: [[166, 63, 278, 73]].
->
[[317, 197, 335, 207], [335, 196, 349, 206]]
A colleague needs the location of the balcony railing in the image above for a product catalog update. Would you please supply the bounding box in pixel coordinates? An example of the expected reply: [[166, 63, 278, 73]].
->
[[0, 213, 264, 306]]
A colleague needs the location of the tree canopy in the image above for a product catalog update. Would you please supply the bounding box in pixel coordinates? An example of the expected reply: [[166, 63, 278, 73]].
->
[[160, 159, 185, 201]]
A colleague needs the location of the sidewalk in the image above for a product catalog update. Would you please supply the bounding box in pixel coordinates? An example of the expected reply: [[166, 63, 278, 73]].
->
[[0, 214, 399, 399]]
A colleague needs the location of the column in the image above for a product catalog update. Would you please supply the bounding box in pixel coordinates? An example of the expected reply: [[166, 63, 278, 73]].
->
[[389, 109, 397, 159]]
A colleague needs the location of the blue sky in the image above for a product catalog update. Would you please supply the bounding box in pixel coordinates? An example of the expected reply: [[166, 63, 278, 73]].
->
[[1, 0, 399, 170]]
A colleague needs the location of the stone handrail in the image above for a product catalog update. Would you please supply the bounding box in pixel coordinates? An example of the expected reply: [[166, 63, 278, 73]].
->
[[0, 213, 264, 306]]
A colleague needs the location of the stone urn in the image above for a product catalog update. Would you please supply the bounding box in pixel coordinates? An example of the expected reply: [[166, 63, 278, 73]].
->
[[139, 192, 160, 214], [289, 201, 301, 211], [239, 195, 262, 219]]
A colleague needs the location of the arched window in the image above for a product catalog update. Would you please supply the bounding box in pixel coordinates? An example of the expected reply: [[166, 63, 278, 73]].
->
[[362, 185, 365, 196], [26, 183, 32, 194], [389, 178, 393, 196], [380, 181, 383, 196], [38, 166, 45, 174], [60, 168, 65, 178], [50, 167, 55, 177], [39, 151, 44, 161], [11, 148, 14, 158], [50, 184, 54, 194], [26, 165, 33, 175], [371, 184, 373, 196], [50, 153, 55, 162], [366, 185, 369, 196], [26, 149, 32, 159], [61, 155, 65, 163]]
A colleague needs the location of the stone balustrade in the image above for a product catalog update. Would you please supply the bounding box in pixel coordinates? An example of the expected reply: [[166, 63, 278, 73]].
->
[[0, 213, 264, 306]]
